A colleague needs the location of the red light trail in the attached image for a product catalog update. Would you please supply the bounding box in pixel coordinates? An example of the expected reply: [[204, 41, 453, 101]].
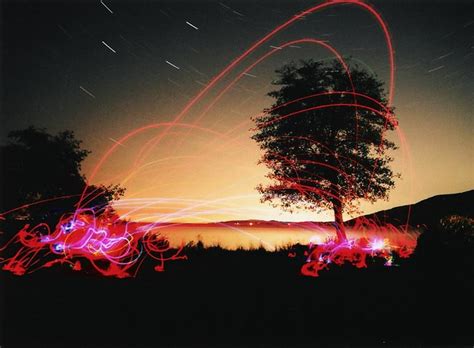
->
[[1, 0, 416, 278]]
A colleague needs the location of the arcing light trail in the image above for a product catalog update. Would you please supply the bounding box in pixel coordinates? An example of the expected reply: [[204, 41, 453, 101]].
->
[[1, 0, 416, 278], [80, 0, 398, 210], [160, 37, 357, 155], [131, 0, 396, 168]]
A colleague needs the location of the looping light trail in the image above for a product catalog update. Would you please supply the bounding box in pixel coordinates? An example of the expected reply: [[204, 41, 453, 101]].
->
[[0, 0, 417, 278], [1, 210, 186, 278]]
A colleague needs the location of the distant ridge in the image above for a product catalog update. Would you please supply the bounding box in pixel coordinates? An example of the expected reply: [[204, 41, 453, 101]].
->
[[137, 190, 473, 228], [217, 190, 474, 228]]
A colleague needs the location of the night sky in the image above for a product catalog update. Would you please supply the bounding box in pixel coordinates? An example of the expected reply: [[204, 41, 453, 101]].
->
[[1, 0, 473, 222]]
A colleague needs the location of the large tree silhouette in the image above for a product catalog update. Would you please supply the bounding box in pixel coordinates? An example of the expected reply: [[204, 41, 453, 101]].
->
[[252, 59, 399, 241], [0, 126, 124, 224]]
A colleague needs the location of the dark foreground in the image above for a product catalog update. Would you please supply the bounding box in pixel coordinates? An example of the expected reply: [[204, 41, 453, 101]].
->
[[1, 244, 473, 348]]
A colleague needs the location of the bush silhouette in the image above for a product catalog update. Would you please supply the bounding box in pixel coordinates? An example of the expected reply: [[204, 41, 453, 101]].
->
[[0, 126, 124, 229], [414, 215, 474, 270]]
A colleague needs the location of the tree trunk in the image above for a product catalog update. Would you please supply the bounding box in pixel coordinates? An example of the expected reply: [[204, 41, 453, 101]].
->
[[333, 199, 347, 242]]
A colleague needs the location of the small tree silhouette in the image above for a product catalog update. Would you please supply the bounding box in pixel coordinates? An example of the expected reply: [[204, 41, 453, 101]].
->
[[252, 59, 399, 241], [0, 126, 124, 225]]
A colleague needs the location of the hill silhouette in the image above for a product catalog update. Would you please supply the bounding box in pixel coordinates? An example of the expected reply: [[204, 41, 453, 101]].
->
[[355, 189, 474, 228], [191, 189, 474, 229], [2, 191, 473, 347]]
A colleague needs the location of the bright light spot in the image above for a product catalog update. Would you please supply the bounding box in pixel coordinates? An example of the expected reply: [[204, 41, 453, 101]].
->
[[370, 239, 386, 251]]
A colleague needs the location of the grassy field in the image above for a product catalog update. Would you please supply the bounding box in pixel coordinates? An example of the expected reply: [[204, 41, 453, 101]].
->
[[1, 241, 473, 348]]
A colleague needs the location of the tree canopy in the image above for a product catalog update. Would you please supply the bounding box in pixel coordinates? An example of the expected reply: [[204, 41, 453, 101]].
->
[[0, 126, 124, 224], [252, 59, 399, 241]]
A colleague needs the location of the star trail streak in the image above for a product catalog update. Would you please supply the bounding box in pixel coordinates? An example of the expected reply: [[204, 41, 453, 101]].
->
[[0, 0, 472, 278]]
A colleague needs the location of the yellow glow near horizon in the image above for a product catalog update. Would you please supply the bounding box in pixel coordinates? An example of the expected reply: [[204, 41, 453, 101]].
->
[[81, 51, 473, 225], [84, 92, 472, 224]]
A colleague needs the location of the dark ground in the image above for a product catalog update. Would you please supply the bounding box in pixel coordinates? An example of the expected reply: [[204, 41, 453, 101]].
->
[[1, 243, 473, 348]]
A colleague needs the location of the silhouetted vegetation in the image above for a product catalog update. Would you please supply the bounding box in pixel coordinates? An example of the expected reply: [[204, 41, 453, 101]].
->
[[414, 215, 474, 273], [0, 128, 472, 347], [0, 126, 124, 230], [2, 219, 473, 348], [252, 59, 399, 241]]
